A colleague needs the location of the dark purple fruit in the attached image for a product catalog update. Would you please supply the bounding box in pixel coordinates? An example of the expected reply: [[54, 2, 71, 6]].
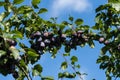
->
[[40, 42, 45, 47], [61, 34, 66, 41], [99, 37, 104, 43], [30, 31, 41, 39], [104, 40, 110, 45], [58, 29, 62, 36], [51, 37, 55, 42], [12, 71, 19, 78], [61, 34, 66, 38], [35, 31, 41, 36], [44, 39, 51, 45], [0, 37, 3, 42], [48, 32, 53, 37], [37, 37, 42, 42], [118, 44, 120, 51], [77, 30, 84, 34], [43, 32, 49, 37], [7, 39, 17, 46], [84, 38, 89, 42]]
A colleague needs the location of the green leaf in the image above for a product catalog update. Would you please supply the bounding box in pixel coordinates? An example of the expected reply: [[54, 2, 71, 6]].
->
[[71, 56, 78, 64], [62, 21, 69, 25], [11, 31, 23, 39], [63, 53, 70, 56], [61, 62, 68, 70], [18, 5, 33, 14], [69, 16, 74, 22], [75, 18, 83, 26], [26, 49, 39, 64], [0, 50, 6, 58], [32, 64, 42, 76], [0, 12, 9, 22], [96, 5, 105, 12], [58, 72, 64, 78], [100, 46, 109, 55], [64, 72, 76, 78], [111, 3, 120, 11], [108, 0, 120, 3], [41, 76, 54, 80], [9, 46, 20, 60], [3, 32, 13, 39], [27, 50, 39, 57], [76, 64, 80, 69], [88, 40, 95, 48], [32, 0, 41, 8], [65, 46, 71, 53], [13, 0, 24, 4], [38, 8, 48, 14], [0, 2, 5, 6]]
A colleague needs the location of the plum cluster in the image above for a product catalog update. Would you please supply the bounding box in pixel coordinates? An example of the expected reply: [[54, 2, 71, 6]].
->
[[30, 30, 90, 54], [98, 37, 110, 45], [0, 37, 19, 78], [30, 30, 66, 54]]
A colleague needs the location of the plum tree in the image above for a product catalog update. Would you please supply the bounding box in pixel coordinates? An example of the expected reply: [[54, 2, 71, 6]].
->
[[0, 0, 119, 80]]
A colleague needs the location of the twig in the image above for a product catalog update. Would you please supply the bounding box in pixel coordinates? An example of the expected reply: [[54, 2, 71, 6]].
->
[[58, 51, 84, 80]]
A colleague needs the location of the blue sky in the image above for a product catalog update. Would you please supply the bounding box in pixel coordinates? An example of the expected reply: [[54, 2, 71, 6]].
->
[[0, 0, 112, 80]]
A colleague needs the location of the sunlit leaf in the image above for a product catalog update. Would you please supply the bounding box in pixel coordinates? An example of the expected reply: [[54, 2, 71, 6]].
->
[[61, 62, 68, 70], [9, 46, 20, 60], [11, 31, 23, 39], [38, 8, 48, 14], [41, 76, 54, 80], [32, 64, 42, 76], [0, 12, 9, 22], [108, 0, 120, 3], [13, 0, 24, 4], [32, 0, 41, 8], [75, 18, 83, 26], [0, 50, 6, 57], [71, 56, 78, 64]]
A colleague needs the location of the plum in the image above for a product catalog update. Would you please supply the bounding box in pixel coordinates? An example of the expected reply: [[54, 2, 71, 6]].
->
[[30, 31, 41, 39], [44, 39, 51, 45], [40, 42, 45, 47], [77, 30, 84, 34], [12, 71, 19, 78], [99, 37, 105, 43], [6, 39, 17, 46], [43, 32, 49, 37], [104, 40, 110, 45]]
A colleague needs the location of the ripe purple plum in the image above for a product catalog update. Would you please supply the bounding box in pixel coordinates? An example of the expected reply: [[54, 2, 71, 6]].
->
[[99, 37, 105, 43]]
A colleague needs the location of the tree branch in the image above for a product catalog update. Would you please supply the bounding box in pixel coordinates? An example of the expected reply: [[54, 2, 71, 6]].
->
[[17, 64, 32, 80]]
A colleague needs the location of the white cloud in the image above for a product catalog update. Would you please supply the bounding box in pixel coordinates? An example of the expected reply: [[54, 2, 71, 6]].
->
[[50, 0, 92, 17]]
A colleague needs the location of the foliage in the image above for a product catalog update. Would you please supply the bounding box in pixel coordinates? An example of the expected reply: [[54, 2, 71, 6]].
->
[[0, 0, 119, 80]]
